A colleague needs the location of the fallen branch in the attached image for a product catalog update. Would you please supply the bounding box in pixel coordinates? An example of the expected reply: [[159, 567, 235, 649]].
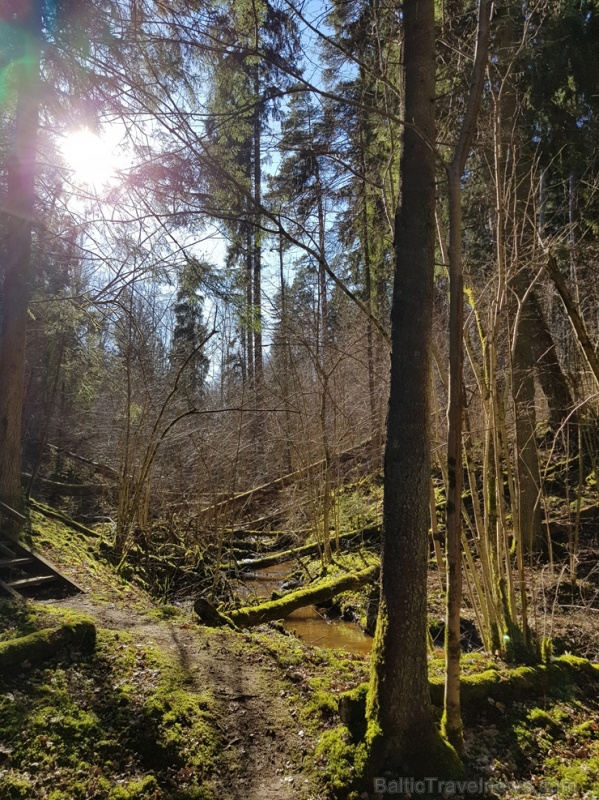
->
[[193, 598, 238, 629], [222, 564, 380, 628], [45, 444, 119, 480]]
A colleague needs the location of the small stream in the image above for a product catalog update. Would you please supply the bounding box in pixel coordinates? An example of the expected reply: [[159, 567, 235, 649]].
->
[[239, 563, 373, 656]]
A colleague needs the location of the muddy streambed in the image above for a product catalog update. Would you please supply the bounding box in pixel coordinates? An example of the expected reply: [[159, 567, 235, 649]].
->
[[238, 563, 373, 656]]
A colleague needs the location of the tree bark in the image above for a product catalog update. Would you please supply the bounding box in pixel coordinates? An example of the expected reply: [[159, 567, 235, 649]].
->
[[366, 0, 461, 779], [511, 285, 543, 554], [0, 1, 42, 518], [496, 2, 542, 565]]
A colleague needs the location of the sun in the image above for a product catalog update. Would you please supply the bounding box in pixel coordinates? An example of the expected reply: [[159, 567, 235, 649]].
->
[[62, 127, 125, 188]]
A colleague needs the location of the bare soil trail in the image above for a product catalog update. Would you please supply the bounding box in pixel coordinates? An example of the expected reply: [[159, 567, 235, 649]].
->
[[54, 596, 317, 800]]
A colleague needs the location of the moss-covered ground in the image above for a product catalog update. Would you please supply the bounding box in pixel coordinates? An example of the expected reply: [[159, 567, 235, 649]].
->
[[0, 602, 222, 800], [1, 504, 598, 799]]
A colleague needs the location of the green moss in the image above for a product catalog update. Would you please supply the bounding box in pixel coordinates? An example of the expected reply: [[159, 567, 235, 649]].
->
[[547, 757, 599, 795], [28, 705, 101, 765], [109, 775, 159, 799], [0, 619, 96, 673], [331, 479, 383, 532], [227, 564, 378, 627], [137, 688, 219, 771], [527, 707, 560, 733], [46, 787, 105, 800], [338, 682, 368, 739], [0, 772, 34, 800], [0, 599, 39, 641], [305, 689, 338, 719], [0, 621, 223, 800], [361, 715, 463, 787], [314, 727, 358, 792], [572, 720, 599, 739], [27, 512, 151, 609], [541, 636, 554, 664], [171, 788, 216, 800], [148, 603, 182, 620]]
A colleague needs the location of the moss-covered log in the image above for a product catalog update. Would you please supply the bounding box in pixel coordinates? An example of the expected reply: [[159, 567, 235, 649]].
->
[[339, 656, 599, 739], [0, 617, 96, 672], [193, 598, 237, 629], [224, 565, 379, 628], [231, 525, 381, 572]]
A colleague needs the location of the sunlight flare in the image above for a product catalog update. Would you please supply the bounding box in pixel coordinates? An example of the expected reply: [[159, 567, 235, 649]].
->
[[62, 127, 125, 187]]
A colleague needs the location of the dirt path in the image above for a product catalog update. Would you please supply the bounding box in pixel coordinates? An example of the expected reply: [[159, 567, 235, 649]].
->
[[55, 597, 316, 800]]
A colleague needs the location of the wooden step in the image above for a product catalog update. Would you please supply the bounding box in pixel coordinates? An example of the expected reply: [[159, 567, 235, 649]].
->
[[0, 523, 84, 599], [7, 574, 57, 589], [0, 557, 34, 569], [0, 577, 21, 599], [0, 542, 16, 559]]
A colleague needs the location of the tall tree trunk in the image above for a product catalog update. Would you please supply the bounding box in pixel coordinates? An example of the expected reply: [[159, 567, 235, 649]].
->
[[316, 171, 332, 562], [0, 1, 42, 519], [444, 0, 492, 755], [359, 102, 382, 470], [366, 0, 461, 779], [278, 232, 293, 474], [252, 67, 263, 389], [245, 226, 254, 386], [496, 3, 543, 560], [511, 287, 543, 554]]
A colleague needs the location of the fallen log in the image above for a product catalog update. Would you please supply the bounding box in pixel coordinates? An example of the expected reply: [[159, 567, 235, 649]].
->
[[193, 598, 238, 629], [29, 499, 101, 537], [338, 656, 599, 739], [45, 444, 119, 480], [230, 525, 381, 572], [0, 617, 96, 672], [199, 439, 373, 520], [223, 564, 379, 628], [22, 474, 106, 497]]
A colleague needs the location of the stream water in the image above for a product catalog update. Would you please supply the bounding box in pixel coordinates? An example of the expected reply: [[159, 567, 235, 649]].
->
[[239, 563, 373, 656]]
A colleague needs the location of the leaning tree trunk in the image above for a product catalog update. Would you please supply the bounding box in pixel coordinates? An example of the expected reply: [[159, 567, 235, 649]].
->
[[0, 1, 42, 519], [365, 0, 461, 780], [527, 290, 574, 435]]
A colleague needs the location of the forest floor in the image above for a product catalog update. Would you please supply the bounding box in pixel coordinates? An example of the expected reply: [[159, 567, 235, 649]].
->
[[0, 510, 372, 800], [53, 596, 318, 800], [0, 509, 599, 799]]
